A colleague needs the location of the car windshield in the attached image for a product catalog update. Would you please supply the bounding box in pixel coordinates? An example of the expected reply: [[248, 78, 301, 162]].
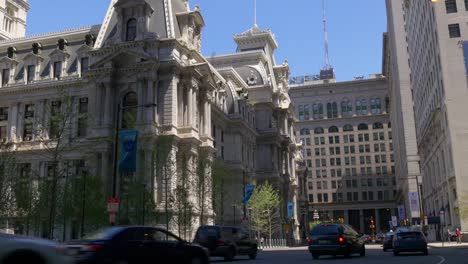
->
[[311, 225, 341, 235], [82, 227, 124, 240], [397, 232, 423, 240], [196, 226, 220, 238]]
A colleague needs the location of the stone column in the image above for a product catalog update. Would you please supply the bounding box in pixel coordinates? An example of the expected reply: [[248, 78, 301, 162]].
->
[[375, 208, 381, 233], [187, 86, 193, 127], [359, 209, 365, 233], [204, 99, 210, 137], [104, 83, 112, 127], [8, 102, 18, 142], [145, 79, 155, 124], [95, 84, 103, 126], [137, 80, 145, 124]]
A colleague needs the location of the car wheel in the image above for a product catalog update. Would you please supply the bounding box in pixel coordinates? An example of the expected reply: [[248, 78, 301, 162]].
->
[[4, 251, 46, 264], [191, 255, 203, 264], [344, 247, 351, 258], [360, 246, 366, 257], [248, 248, 258, 260], [423, 249, 428, 256], [393, 251, 399, 256], [383, 247, 387, 252], [113, 260, 129, 264], [312, 254, 320, 260], [224, 247, 235, 261]]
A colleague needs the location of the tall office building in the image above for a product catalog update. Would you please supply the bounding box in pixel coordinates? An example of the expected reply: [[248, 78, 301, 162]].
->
[[384, 0, 422, 228], [290, 75, 397, 234], [386, 0, 468, 240]]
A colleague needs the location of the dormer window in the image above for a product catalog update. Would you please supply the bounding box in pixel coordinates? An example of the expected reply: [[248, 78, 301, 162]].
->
[[126, 19, 137, 41], [27, 65, 35, 84], [58, 39, 68, 50], [32, 43, 42, 55], [53, 61, 62, 80], [2, 69, 9, 86], [80, 57, 89, 75]]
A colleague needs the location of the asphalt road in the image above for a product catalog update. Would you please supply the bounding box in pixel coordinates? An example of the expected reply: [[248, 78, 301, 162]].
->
[[210, 245, 468, 264]]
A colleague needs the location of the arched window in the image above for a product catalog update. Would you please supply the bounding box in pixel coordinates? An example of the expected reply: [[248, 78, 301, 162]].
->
[[300, 128, 310, 135], [343, 124, 354, 132], [126, 19, 137, 41], [371, 98, 382, 114], [122, 92, 138, 129], [341, 100, 352, 117], [313, 103, 324, 119], [329, 126, 339, 133], [373, 122, 384, 130], [314, 127, 324, 134], [358, 123, 369, 131], [327, 102, 338, 118]]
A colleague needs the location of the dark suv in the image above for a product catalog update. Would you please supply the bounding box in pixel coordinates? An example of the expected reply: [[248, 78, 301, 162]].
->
[[193, 225, 258, 261], [307, 224, 365, 259]]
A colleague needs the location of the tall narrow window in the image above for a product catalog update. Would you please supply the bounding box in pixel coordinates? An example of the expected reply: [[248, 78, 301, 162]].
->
[[327, 103, 332, 119], [78, 97, 88, 138], [80, 57, 89, 75], [49, 101, 61, 139], [304, 105, 310, 120], [2, 69, 9, 86], [126, 19, 137, 41], [53, 61, 62, 80], [23, 123, 33, 141], [449, 24, 461, 38], [27, 65, 35, 84], [122, 92, 138, 129], [0, 125, 6, 141], [332, 102, 338, 118], [298, 105, 304, 121], [465, 0, 468, 11], [445, 0, 458, 13]]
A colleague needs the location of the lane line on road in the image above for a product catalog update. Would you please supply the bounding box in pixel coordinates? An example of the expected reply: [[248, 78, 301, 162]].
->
[[436, 255, 446, 264]]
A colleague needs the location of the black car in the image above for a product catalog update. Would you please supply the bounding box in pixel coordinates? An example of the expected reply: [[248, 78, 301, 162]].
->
[[393, 231, 428, 256], [193, 225, 257, 261], [66, 226, 209, 264], [382, 232, 394, 251], [307, 224, 365, 259]]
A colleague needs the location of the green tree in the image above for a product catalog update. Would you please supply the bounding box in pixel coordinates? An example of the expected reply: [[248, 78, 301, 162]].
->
[[459, 192, 468, 223], [248, 182, 281, 241], [211, 159, 233, 225], [0, 143, 19, 230]]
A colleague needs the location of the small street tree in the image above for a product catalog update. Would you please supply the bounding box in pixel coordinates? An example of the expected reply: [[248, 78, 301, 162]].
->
[[0, 142, 19, 231], [248, 182, 281, 241], [211, 159, 233, 225]]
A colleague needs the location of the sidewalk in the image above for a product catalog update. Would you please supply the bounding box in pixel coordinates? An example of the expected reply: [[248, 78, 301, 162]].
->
[[428, 242, 468, 248]]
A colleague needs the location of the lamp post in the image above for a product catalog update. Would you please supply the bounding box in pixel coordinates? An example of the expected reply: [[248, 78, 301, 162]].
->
[[142, 183, 146, 225], [80, 168, 88, 238], [110, 102, 157, 225]]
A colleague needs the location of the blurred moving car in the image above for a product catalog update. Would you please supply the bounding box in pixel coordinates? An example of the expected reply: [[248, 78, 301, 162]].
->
[[393, 231, 428, 256], [374, 233, 385, 244], [362, 234, 372, 244], [193, 225, 258, 261], [67, 226, 209, 264], [382, 232, 395, 251], [307, 224, 365, 259], [0, 233, 70, 264]]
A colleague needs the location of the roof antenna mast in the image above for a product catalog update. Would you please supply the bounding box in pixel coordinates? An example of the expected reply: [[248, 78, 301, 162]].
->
[[254, 0, 257, 27], [322, 0, 332, 70]]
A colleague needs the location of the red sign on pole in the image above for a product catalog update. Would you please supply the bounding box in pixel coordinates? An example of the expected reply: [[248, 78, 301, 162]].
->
[[107, 198, 120, 213]]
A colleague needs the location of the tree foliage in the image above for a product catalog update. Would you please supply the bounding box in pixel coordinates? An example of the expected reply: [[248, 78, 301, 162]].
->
[[248, 182, 281, 240]]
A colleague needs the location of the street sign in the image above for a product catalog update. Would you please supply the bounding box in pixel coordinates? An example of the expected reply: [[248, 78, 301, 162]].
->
[[287, 202, 294, 218], [391, 216, 398, 227], [313, 210, 319, 220], [107, 198, 120, 213]]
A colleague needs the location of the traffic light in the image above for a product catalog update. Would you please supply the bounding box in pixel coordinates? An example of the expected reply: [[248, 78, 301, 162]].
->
[[370, 218, 375, 229]]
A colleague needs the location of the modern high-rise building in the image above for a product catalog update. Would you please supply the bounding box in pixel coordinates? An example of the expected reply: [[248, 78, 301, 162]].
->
[[386, 0, 468, 240], [290, 75, 397, 234], [384, 0, 422, 228], [0, 0, 29, 40]]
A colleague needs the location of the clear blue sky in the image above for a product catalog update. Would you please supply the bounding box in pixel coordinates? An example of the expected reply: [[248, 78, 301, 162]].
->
[[27, 0, 387, 81]]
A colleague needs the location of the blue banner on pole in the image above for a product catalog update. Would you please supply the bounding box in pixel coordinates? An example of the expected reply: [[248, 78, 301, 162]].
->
[[119, 130, 138, 173], [242, 185, 255, 205], [287, 202, 294, 218]]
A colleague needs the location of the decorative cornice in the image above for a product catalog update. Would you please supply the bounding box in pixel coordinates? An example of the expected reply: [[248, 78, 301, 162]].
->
[[0, 25, 101, 47]]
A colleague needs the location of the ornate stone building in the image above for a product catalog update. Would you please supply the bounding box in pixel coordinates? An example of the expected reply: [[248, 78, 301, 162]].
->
[[0, 0, 300, 239]]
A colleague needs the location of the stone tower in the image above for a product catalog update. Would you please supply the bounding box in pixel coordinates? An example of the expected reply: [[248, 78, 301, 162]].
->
[[0, 0, 29, 40]]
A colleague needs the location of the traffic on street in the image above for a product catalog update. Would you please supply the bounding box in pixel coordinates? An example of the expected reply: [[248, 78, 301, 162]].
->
[[213, 245, 467, 264]]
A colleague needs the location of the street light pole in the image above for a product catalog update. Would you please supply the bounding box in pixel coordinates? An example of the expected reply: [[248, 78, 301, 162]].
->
[[80, 169, 88, 238]]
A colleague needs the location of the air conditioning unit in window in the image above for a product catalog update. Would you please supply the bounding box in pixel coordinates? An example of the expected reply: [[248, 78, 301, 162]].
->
[[23, 136, 31, 141], [25, 111, 34, 118], [0, 114, 6, 121], [80, 97, 88, 103]]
